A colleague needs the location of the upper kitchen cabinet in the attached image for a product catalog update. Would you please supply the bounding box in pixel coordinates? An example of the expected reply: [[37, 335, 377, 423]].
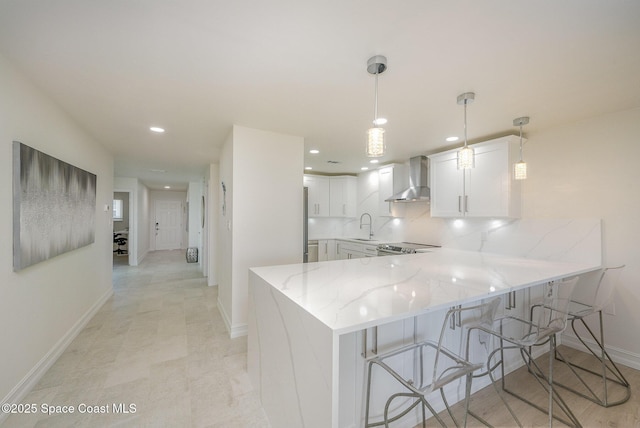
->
[[304, 174, 357, 218], [378, 164, 408, 217], [330, 176, 357, 217], [303, 174, 330, 217], [428, 136, 522, 218]]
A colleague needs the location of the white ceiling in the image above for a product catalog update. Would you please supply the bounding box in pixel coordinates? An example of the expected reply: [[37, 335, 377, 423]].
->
[[1, 1, 639, 189]]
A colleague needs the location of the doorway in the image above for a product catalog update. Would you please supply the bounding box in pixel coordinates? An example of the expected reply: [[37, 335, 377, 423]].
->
[[113, 191, 131, 265]]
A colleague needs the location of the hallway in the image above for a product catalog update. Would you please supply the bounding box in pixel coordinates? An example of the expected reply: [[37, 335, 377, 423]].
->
[[3, 250, 269, 427]]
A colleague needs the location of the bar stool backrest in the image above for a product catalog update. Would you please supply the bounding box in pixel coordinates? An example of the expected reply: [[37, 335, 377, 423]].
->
[[592, 265, 625, 312], [525, 277, 579, 345]]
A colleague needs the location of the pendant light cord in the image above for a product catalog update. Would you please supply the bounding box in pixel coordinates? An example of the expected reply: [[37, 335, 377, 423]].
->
[[519, 123, 524, 162], [463, 99, 468, 148], [373, 67, 379, 123]]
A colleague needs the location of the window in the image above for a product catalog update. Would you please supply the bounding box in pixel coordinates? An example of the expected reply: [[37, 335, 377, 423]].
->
[[113, 199, 123, 221]]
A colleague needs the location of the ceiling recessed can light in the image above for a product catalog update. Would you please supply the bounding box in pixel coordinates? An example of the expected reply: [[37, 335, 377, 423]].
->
[[164, 186, 171, 189], [150, 126, 165, 133], [369, 159, 379, 164], [305, 166, 313, 170], [446, 136, 459, 142], [361, 167, 369, 171], [309, 149, 319, 154]]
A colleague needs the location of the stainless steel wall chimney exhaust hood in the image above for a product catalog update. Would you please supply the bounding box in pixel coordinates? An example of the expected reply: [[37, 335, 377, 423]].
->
[[384, 156, 430, 202]]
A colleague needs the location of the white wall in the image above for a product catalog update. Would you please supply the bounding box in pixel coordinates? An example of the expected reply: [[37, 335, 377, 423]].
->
[[218, 125, 303, 337], [0, 53, 114, 409], [206, 163, 219, 287], [523, 108, 640, 361], [187, 181, 203, 269]]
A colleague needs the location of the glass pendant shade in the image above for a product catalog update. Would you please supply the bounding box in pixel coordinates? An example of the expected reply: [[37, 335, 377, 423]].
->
[[514, 160, 527, 180], [457, 146, 475, 169], [367, 127, 385, 157]]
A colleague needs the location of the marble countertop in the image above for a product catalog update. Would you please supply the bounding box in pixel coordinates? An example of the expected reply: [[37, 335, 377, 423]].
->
[[250, 248, 601, 335]]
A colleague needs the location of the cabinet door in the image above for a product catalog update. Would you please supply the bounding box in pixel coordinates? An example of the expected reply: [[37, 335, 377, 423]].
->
[[326, 239, 336, 261], [330, 176, 357, 218], [429, 151, 464, 217], [378, 166, 394, 217], [466, 143, 510, 217], [317, 239, 329, 262], [304, 175, 330, 217]]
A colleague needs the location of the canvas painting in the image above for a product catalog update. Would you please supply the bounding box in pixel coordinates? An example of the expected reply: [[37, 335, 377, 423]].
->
[[13, 141, 97, 271]]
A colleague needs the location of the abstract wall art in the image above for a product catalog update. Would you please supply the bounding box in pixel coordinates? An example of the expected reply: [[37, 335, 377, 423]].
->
[[13, 141, 97, 271]]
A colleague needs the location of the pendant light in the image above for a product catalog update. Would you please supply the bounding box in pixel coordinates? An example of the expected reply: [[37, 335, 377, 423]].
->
[[456, 92, 475, 169], [513, 116, 530, 180], [366, 55, 387, 157]]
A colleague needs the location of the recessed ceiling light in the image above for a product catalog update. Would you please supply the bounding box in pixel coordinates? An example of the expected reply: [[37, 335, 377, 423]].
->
[[164, 186, 171, 189], [150, 126, 165, 133], [373, 118, 387, 125], [369, 159, 379, 164], [446, 136, 459, 142], [309, 149, 319, 154], [361, 167, 369, 171], [305, 166, 313, 170]]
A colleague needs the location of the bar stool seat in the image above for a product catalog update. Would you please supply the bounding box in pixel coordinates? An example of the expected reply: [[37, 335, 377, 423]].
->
[[364, 299, 500, 428]]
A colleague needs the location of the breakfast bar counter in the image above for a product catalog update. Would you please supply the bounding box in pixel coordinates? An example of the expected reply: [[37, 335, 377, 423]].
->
[[247, 248, 601, 428]]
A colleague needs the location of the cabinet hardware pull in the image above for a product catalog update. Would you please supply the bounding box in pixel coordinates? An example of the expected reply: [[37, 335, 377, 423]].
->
[[465, 195, 468, 213], [458, 196, 461, 213]]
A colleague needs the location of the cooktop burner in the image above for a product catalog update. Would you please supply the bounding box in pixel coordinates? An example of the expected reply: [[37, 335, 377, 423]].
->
[[376, 242, 441, 254]]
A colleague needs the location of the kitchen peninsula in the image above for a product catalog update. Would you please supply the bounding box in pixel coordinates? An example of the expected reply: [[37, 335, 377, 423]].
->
[[248, 247, 602, 428]]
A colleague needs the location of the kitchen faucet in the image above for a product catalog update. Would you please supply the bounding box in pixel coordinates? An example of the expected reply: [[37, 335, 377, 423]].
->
[[359, 212, 374, 239]]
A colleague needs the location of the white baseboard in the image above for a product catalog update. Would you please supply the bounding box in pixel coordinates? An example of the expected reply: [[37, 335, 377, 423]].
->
[[0, 287, 114, 424], [216, 297, 248, 339], [561, 332, 640, 371]]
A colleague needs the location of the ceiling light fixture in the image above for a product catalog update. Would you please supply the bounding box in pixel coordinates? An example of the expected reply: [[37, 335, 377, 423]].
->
[[309, 149, 319, 154], [456, 92, 475, 169], [446, 136, 459, 142], [361, 167, 369, 171], [305, 166, 313, 170], [513, 116, 530, 180], [164, 186, 171, 189], [150, 126, 165, 133], [366, 55, 387, 158], [369, 159, 379, 164]]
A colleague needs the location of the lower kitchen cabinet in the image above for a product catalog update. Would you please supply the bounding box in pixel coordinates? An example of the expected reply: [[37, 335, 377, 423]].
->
[[317, 239, 335, 261], [335, 240, 378, 260]]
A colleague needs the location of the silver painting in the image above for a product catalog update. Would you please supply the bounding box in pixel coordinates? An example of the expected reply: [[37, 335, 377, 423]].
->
[[13, 141, 97, 271]]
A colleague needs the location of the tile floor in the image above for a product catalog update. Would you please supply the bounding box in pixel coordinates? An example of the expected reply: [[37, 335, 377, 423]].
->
[[3, 250, 269, 428]]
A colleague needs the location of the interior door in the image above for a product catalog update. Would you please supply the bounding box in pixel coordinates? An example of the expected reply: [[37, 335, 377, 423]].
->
[[155, 200, 183, 250]]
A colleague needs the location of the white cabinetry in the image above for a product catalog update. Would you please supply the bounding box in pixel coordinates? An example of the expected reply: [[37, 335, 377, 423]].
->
[[330, 176, 357, 217], [317, 239, 336, 261], [303, 174, 330, 217], [304, 175, 357, 218], [428, 136, 522, 218], [378, 164, 408, 217], [335, 240, 378, 260]]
